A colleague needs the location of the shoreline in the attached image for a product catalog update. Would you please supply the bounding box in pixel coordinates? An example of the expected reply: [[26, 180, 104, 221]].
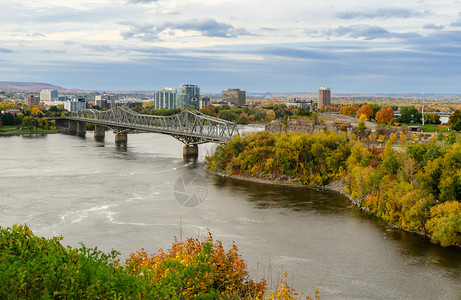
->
[[0, 131, 63, 136], [204, 168, 359, 203], [204, 168, 446, 247]]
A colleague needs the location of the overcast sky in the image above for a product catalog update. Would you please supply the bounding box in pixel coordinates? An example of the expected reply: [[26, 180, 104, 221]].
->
[[1, 0, 461, 93]]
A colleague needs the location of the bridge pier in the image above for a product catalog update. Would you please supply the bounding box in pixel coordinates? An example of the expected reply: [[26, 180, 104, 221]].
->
[[77, 121, 86, 136], [68, 120, 77, 134], [115, 132, 128, 144], [183, 144, 198, 158], [94, 125, 105, 141]]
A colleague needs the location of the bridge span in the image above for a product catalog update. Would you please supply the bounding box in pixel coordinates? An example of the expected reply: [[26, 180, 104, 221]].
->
[[52, 107, 239, 157]]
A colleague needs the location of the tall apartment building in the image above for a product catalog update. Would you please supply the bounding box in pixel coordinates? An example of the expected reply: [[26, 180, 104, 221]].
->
[[177, 84, 200, 109], [40, 89, 58, 102], [222, 89, 246, 106], [153, 88, 177, 110], [317, 87, 331, 109]]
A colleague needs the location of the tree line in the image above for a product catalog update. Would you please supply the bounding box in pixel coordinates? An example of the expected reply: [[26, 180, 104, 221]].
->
[[206, 131, 461, 247]]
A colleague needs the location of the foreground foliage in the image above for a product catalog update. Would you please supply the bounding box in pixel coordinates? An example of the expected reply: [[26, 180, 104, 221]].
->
[[206, 131, 461, 247], [1, 225, 317, 299]]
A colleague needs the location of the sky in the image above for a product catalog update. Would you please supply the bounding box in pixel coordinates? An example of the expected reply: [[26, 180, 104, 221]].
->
[[1, 0, 461, 93]]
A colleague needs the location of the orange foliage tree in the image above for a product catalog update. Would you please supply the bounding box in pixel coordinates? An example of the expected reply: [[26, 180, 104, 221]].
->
[[357, 105, 374, 119], [125, 232, 267, 299], [375, 107, 394, 124], [339, 106, 357, 117]]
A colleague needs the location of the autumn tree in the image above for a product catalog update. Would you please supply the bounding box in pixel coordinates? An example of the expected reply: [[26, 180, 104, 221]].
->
[[265, 109, 276, 122], [339, 106, 357, 117], [400, 131, 407, 144], [357, 105, 374, 120], [31, 107, 44, 117], [357, 114, 367, 132], [199, 106, 216, 117], [375, 107, 394, 124]]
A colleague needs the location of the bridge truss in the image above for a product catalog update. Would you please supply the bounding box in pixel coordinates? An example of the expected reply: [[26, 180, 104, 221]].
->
[[68, 107, 239, 145]]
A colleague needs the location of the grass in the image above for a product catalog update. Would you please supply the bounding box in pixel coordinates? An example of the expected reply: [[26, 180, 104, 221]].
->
[[405, 123, 449, 132], [0, 125, 60, 134]]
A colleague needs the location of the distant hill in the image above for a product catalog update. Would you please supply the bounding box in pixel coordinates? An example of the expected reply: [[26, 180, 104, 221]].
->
[[0, 81, 66, 92]]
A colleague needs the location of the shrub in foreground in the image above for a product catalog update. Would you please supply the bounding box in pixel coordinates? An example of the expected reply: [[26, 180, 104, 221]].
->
[[1, 225, 318, 299]]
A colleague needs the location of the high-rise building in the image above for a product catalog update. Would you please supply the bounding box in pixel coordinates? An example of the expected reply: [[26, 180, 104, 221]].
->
[[222, 89, 246, 106], [40, 89, 58, 102], [25, 95, 40, 106], [154, 88, 177, 110], [317, 87, 331, 109], [177, 84, 200, 109]]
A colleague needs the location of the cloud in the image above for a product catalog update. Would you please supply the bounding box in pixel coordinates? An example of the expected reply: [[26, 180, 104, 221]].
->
[[121, 19, 251, 41], [450, 13, 461, 27], [326, 25, 422, 40], [423, 23, 444, 30], [252, 47, 331, 60], [0, 48, 14, 53], [337, 8, 428, 19], [81, 44, 114, 52], [328, 25, 391, 40], [172, 19, 251, 38], [28, 32, 46, 37], [128, 0, 157, 3]]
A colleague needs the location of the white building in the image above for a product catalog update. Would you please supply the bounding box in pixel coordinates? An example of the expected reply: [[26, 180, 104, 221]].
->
[[154, 88, 177, 109], [40, 89, 59, 102], [64, 98, 86, 112]]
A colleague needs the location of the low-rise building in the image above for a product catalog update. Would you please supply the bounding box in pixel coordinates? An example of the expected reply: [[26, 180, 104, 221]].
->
[[200, 96, 211, 109], [222, 89, 246, 106], [95, 94, 116, 109], [25, 95, 40, 106]]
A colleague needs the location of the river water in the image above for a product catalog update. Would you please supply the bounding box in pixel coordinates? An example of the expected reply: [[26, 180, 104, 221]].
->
[[0, 129, 460, 299]]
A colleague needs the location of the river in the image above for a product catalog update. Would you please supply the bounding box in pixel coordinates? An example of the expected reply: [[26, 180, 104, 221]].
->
[[0, 129, 460, 299]]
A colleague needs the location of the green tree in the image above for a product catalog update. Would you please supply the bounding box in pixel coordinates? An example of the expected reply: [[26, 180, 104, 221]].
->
[[448, 109, 461, 131], [399, 106, 422, 124], [423, 113, 441, 125], [21, 116, 38, 132]]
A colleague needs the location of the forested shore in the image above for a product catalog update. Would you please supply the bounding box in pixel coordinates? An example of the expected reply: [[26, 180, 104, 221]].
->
[[205, 131, 461, 247]]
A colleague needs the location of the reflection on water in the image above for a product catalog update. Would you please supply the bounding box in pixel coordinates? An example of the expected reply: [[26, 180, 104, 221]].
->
[[212, 176, 352, 212]]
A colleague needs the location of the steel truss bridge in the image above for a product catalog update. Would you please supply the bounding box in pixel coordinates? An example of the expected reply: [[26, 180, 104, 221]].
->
[[65, 107, 239, 145]]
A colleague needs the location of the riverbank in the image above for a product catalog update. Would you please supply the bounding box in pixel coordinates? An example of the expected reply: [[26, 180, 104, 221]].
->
[[205, 131, 461, 247], [205, 168, 365, 212]]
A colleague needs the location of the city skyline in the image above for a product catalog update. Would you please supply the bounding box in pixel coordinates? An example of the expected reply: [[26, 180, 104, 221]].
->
[[1, 1, 461, 93]]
